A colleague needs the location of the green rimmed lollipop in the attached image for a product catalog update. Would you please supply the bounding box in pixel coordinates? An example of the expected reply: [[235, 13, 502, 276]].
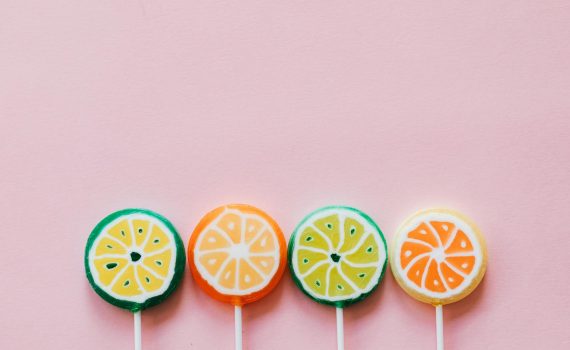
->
[[85, 208, 185, 350], [288, 206, 388, 349]]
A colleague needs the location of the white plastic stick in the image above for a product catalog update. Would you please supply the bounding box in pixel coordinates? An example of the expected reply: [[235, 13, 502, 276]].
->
[[235, 305, 243, 350], [336, 307, 344, 350], [436, 305, 444, 350], [134, 311, 142, 350]]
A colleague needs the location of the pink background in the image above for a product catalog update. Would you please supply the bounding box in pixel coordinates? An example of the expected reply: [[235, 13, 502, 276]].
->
[[1, 1, 570, 349]]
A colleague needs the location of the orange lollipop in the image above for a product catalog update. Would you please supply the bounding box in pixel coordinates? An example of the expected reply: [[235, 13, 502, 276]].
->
[[391, 208, 487, 350], [188, 204, 286, 349]]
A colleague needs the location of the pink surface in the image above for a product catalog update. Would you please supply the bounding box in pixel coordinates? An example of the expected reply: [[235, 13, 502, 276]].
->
[[1, 1, 569, 349]]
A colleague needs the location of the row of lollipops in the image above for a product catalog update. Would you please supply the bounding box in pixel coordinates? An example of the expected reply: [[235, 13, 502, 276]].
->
[[85, 204, 487, 350]]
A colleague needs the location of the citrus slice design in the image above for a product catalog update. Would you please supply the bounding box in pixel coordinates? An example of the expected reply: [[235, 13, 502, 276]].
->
[[188, 204, 286, 305], [390, 208, 487, 305], [85, 209, 185, 312], [288, 206, 388, 307]]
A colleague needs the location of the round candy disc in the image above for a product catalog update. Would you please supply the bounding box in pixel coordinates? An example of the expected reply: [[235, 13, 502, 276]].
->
[[188, 204, 286, 305], [288, 206, 387, 307], [390, 208, 487, 305], [85, 209, 185, 312]]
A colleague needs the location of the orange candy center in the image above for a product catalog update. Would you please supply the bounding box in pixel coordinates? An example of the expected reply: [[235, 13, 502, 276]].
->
[[400, 221, 476, 293]]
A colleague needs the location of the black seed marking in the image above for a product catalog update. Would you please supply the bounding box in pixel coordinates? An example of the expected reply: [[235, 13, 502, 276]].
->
[[350, 227, 356, 235], [315, 280, 321, 287], [145, 277, 150, 283], [358, 273, 366, 278], [337, 284, 343, 290], [330, 253, 341, 263], [120, 230, 125, 236], [155, 260, 162, 266], [326, 223, 333, 229], [106, 244, 113, 249], [130, 252, 141, 262], [303, 258, 309, 264], [124, 280, 130, 287], [305, 236, 313, 242], [153, 239, 160, 244], [105, 263, 118, 269], [138, 228, 143, 233], [366, 246, 373, 253]]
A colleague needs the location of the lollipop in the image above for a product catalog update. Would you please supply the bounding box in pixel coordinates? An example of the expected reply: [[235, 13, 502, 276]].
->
[[288, 206, 388, 350], [188, 204, 286, 350], [85, 209, 185, 350], [390, 208, 487, 350]]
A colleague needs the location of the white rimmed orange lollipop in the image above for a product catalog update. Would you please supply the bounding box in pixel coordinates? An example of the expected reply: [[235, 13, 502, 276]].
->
[[391, 208, 487, 350]]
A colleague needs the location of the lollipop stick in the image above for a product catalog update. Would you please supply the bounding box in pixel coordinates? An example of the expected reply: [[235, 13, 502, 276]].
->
[[134, 311, 142, 350], [235, 305, 243, 350], [336, 307, 344, 350], [435, 305, 444, 350]]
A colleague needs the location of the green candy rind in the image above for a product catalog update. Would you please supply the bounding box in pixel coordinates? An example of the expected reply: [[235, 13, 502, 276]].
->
[[287, 205, 388, 308], [84, 208, 185, 312]]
